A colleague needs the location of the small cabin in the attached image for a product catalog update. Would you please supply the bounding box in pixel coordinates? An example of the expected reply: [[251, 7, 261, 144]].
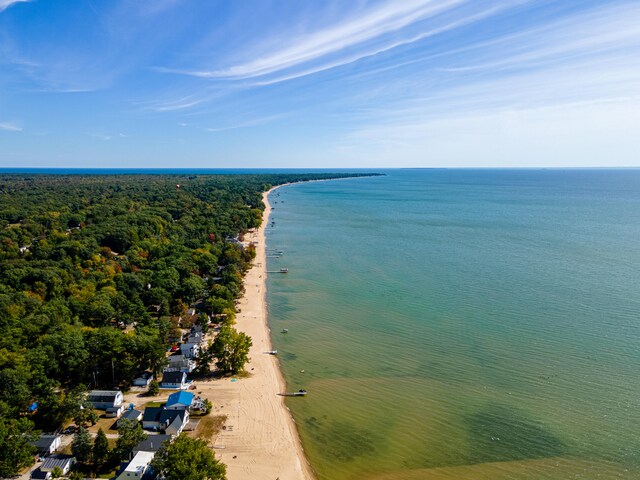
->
[[132, 372, 153, 387], [87, 390, 124, 410]]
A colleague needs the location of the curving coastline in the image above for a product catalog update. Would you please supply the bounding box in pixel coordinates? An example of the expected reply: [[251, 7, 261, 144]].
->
[[212, 184, 315, 480]]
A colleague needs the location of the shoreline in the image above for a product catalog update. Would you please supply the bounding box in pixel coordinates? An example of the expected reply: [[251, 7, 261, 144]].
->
[[210, 183, 315, 480], [209, 177, 375, 479]]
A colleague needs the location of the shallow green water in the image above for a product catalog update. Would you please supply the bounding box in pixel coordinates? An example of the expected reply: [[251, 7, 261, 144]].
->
[[266, 170, 640, 480]]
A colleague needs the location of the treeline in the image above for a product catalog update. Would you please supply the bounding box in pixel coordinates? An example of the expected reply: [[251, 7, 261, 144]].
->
[[0, 172, 373, 472]]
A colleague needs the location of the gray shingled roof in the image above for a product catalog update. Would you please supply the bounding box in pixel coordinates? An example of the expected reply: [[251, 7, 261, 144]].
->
[[41, 454, 74, 471], [134, 434, 171, 453]]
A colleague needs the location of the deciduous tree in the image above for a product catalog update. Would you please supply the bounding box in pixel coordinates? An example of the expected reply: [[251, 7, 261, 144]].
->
[[151, 434, 226, 480], [210, 325, 252, 374]]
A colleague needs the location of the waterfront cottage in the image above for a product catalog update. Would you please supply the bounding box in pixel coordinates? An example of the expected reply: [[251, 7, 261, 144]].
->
[[141, 407, 189, 435], [164, 409, 189, 436], [160, 371, 188, 389], [164, 354, 196, 373], [87, 390, 123, 410], [165, 391, 194, 410], [180, 342, 200, 359]]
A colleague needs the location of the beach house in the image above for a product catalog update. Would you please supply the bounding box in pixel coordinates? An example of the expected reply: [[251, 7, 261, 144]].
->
[[164, 354, 196, 373], [165, 391, 194, 410], [160, 371, 188, 389], [180, 342, 199, 359], [141, 407, 189, 435]]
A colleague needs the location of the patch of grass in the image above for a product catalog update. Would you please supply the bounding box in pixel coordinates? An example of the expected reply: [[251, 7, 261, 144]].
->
[[86, 416, 118, 433], [96, 470, 118, 478], [141, 401, 165, 409], [191, 415, 227, 443]]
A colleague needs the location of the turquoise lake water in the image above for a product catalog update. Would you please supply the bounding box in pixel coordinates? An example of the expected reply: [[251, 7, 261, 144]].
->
[[266, 169, 640, 480]]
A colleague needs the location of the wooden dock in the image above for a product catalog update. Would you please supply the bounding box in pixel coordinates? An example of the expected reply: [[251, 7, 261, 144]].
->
[[267, 268, 289, 274], [278, 390, 308, 397]]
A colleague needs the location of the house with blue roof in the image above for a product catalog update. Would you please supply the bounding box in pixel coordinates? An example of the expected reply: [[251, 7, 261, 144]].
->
[[165, 391, 194, 410]]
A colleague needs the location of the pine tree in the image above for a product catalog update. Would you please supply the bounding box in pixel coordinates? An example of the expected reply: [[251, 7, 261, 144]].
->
[[72, 427, 92, 463], [93, 428, 109, 466]]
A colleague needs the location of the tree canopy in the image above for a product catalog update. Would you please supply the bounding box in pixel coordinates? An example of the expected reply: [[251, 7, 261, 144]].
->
[[0, 172, 375, 474], [210, 324, 252, 374], [151, 433, 226, 480]]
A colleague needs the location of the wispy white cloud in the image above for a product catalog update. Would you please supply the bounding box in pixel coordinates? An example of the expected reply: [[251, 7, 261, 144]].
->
[[343, 2, 640, 128], [160, 0, 524, 85], [440, 2, 640, 73], [0, 0, 29, 13], [205, 113, 288, 132], [249, 2, 515, 87], [179, 0, 466, 79], [0, 122, 22, 132]]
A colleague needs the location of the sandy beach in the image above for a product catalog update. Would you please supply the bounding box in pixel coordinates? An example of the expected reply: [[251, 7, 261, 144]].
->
[[203, 185, 314, 480]]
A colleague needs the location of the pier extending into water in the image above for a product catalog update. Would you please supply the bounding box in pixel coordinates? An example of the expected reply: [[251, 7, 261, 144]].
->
[[267, 268, 289, 274]]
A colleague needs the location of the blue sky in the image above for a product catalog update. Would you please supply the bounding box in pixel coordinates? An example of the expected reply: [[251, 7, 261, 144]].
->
[[1, 0, 639, 168]]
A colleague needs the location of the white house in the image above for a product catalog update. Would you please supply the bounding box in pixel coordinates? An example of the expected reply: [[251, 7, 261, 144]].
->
[[105, 404, 126, 418], [180, 342, 199, 359], [186, 331, 204, 344], [160, 371, 188, 390], [132, 372, 154, 387], [31, 434, 61, 457], [116, 451, 155, 480], [87, 390, 123, 410], [142, 407, 189, 436], [164, 354, 195, 373], [40, 455, 76, 475]]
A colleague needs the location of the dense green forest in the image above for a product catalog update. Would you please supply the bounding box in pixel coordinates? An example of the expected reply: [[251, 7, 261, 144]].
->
[[0, 172, 372, 476]]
